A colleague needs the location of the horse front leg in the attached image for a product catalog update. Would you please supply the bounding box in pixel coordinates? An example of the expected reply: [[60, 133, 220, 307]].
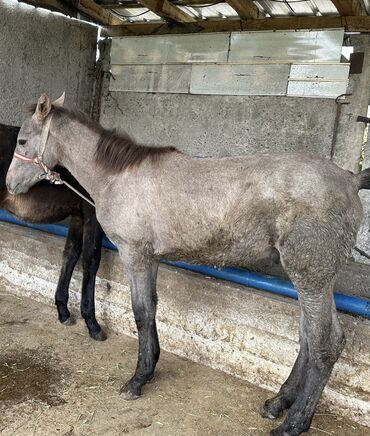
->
[[80, 205, 105, 341], [120, 260, 160, 399], [55, 214, 83, 325]]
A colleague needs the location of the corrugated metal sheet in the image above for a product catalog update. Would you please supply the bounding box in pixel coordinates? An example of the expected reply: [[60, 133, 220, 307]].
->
[[110, 7, 162, 22], [110, 64, 191, 93], [111, 34, 229, 65], [177, 3, 238, 19], [255, 0, 340, 17], [229, 30, 344, 64], [108, 1, 345, 23], [190, 64, 290, 96]]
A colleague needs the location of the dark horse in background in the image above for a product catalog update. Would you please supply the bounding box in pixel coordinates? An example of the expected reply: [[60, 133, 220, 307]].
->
[[0, 123, 105, 340]]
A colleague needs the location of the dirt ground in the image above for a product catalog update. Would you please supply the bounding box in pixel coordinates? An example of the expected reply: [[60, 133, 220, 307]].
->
[[0, 291, 368, 436]]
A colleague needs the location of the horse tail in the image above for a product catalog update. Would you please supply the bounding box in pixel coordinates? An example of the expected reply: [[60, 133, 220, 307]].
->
[[356, 167, 370, 190]]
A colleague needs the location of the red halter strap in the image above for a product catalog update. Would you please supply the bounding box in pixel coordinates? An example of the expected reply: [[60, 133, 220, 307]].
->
[[13, 151, 62, 184]]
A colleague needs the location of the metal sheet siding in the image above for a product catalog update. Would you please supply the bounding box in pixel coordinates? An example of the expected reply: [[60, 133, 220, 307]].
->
[[110, 64, 191, 93], [229, 30, 344, 64], [111, 34, 230, 65], [190, 64, 290, 96]]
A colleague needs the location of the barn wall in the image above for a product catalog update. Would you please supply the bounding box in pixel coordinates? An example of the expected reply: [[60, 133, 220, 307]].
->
[[100, 31, 343, 158], [0, 0, 98, 126], [101, 92, 336, 158]]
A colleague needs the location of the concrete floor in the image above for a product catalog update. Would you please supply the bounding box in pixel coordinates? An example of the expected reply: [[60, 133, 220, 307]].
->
[[0, 292, 368, 436]]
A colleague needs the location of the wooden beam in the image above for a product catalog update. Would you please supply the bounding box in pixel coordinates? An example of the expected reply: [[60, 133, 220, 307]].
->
[[331, 0, 367, 16], [138, 0, 197, 23], [75, 0, 127, 25], [225, 0, 261, 20], [19, 0, 76, 16], [103, 15, 370, 37]]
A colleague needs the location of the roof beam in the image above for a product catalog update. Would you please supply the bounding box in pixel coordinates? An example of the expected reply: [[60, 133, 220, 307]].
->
[[19, 0, 76, 16], [75, 0, 127, 25], [103, 15, 370, 36], [331, 0, 367, 16], [138, 0, 197, 22], [225, 0, 261, 19]]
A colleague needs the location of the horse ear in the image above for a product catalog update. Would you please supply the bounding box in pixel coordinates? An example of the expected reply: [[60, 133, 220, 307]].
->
[[35, 93, 52, 122], [52, 92, 65, 108]]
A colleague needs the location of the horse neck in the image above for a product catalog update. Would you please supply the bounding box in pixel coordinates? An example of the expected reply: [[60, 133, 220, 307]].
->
[[52, 116, 107, 202]]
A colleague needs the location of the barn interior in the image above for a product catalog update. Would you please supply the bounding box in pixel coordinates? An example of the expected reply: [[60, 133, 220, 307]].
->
[[0, 0, 370, 434]]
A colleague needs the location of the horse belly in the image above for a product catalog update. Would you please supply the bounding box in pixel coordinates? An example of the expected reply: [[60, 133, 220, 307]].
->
[[160, 230, 276, 269]]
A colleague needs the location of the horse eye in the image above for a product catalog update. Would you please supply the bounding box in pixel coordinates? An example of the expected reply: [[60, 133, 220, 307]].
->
[[19, 139, 27, 145]]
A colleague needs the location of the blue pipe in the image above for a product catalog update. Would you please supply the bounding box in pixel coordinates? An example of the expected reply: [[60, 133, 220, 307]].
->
[[165, 261, 370, 319], [0, 209, 369, 319], [0, 210, 116, 251]]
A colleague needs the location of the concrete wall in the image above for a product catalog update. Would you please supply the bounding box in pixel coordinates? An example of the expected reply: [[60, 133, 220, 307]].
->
[[101, 92, 337, 158], [0, 0, 98, 126], [0, 222, 369, 427]]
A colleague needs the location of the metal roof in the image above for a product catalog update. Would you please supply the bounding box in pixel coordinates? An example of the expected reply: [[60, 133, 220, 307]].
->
[[14, 0, 370, 33], [105, 1, 369, 23]]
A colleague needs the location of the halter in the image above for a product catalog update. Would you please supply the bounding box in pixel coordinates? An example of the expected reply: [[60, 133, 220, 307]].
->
[[13, 113, 95, 208]]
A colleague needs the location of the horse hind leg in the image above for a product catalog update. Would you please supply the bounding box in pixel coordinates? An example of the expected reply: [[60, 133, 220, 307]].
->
[[261, 314, 308, 419], [270, 288, 344, 436], [268, 223, 348, 435]]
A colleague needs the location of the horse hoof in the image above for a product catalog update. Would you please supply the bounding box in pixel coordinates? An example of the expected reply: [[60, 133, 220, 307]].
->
[[120, 385, 140, 401], [261, 403, 283, 420], [89, 329, 107, 341], [270, 428, 288, 436], [61, 316, 75, 326]]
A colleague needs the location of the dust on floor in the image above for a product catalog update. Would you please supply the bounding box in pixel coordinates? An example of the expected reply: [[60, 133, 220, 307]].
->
[[0, 291, 367, 436]]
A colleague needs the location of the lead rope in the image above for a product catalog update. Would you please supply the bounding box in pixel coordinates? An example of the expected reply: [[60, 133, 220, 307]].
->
[[14, 113, 96, 208]]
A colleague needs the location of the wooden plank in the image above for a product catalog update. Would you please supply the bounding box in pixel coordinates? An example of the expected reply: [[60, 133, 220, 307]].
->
[[103, 16, 370, 37], [76, 0, 127, 25], [331, 0, 367, 16], [225, 0, 261, 20], [138, 0, 196, 23]]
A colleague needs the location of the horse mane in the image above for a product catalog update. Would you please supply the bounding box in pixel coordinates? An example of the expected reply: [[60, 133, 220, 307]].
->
[[95, 130, 178, 174], [26, 103, 179, 174]]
